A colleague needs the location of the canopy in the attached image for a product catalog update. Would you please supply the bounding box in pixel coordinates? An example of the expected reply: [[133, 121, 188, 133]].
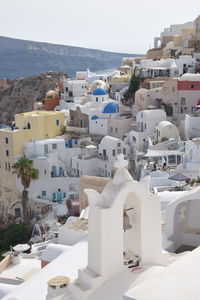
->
[[169, 173, 190, 181]]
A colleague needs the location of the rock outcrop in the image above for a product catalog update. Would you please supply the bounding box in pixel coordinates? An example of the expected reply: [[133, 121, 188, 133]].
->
[[0, 72, 66, 124]]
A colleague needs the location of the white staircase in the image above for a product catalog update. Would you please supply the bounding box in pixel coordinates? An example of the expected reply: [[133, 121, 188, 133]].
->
[[69, 267, 101, 300]]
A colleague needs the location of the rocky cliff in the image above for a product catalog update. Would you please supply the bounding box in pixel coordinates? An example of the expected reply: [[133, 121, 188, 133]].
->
[[0, 72, 65, 124]]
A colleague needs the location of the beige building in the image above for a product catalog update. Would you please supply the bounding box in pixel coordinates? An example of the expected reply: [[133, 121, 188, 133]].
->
[[147, 16, 200, 59], [80, 176, 111, 210], [69, 107, 89, 129], [108, 117, 134, 139], [135, 87, 162, 110], [160, 78, 178, 106]]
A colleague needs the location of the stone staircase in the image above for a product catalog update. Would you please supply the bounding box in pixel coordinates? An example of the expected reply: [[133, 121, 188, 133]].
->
[[69, 267, 101, 300]]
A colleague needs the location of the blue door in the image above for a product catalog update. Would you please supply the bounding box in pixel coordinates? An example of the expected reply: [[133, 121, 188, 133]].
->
[[59, 167, 63, 176], [52, 166, 57, 177], [56, 192, 63, 204]]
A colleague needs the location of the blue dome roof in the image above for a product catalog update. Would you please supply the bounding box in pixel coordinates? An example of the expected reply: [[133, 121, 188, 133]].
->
[[91, 115, 99, 120], [92, 88, 108, 96], [102, 103, 119, 114]]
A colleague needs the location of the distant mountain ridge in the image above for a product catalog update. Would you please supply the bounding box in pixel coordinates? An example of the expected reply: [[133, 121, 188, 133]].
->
[[0, 36, 143, 79]]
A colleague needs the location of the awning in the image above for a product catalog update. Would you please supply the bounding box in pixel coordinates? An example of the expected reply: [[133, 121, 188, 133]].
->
[[144, 149, 184, 157]]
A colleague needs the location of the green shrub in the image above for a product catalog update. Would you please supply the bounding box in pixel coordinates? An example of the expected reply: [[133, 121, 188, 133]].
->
[[0, 224, 32, 260]]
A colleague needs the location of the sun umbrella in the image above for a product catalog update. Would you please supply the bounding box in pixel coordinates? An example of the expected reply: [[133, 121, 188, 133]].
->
[[169, 173, 190, 189], [169, 173, 190, 181], [13, 244, 30, 253]]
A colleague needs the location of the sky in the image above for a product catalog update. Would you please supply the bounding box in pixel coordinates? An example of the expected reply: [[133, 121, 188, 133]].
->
[[0, 0, 199, 54]]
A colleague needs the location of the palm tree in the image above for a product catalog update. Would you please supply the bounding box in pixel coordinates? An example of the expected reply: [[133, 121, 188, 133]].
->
[[12, 158, 39, 223]]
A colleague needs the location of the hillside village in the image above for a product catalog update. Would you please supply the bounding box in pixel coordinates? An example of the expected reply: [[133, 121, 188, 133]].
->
[[1, 15, 200, 300]]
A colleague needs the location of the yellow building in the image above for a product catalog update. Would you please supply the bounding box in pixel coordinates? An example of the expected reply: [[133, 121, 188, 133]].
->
[[0, 110, 65, 221], [0, 110, 65, 156]]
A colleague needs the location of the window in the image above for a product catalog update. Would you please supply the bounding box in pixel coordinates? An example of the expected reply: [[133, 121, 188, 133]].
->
[[44, 169, 47, 174], [8, 163, 10, 172], [181, 97, 186, 105], [5, 137, 8, 144], [15, 208, 21, 218], [52, 144, 57, 150], [105, 164, 107, 169], [5, 162, 7, 171], [60, 284, 67, 288], [168, 155, 176, 164], [117, 148, 121, 154], [141, 113, 143, 118], [115, 128, 118, 133], [191, 84, 194, 88], [6, 150, 9, 156], [172, 86, 175, 92], [56, 120, 60, 126], [112, 149, 116, 156], [42, 191, 46, 196], [50, 285, 56, 289], [96, 97, 98, 102], [123, 148, 126, 155], [110, 127, 113, 132], [117, 142, 121, 147]]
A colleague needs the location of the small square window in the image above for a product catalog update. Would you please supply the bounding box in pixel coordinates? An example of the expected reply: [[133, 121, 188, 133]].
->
[[117, 142, 121, 147], [52, 144, 57, 150], [181, 97, 186, 105], [42, 191, 46, 196]]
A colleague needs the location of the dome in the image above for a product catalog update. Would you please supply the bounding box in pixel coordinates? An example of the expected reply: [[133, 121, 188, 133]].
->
[[92, 88, 108, 96], [91, 115, 99, 120], [46, 90, 58, 97], [102, 103, 119, 114]]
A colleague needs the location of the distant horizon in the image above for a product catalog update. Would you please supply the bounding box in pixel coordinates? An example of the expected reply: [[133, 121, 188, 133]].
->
[[1, 0, 199, 54]]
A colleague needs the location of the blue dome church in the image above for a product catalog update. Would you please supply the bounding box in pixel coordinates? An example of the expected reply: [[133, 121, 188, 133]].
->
[[92, 88, 108, 105]]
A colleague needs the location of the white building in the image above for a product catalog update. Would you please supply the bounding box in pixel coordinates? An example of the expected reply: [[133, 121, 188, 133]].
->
[[3, 166, 200, 299], [71, 136, 129, 178], [185, 113, 200, 139], [56, 79, 89, 111], [138, 56, 196, 78], [70, 87, 121, 136], [126, 109, 167, 150], [21, 137, 97, 211], [156, 120, 179, 141]]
